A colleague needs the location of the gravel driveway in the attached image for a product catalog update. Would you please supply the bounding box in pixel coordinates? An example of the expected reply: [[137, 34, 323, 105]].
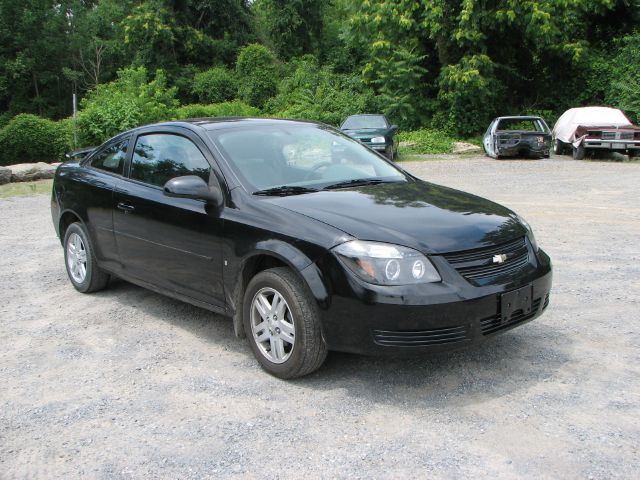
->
[[1, 155, 639, 479]]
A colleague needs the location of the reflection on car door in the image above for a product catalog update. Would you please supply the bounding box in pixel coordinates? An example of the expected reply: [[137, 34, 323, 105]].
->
[[113, 130, 225, 308]]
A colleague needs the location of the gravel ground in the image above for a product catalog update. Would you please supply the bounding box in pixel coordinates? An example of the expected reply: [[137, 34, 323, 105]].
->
[[1, 154, 639, 479]]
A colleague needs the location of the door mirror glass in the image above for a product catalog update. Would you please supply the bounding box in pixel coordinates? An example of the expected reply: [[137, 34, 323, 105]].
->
[[163, 175, 223, 207]]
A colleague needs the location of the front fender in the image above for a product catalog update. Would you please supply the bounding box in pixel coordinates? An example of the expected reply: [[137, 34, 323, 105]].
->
[[228, 240, 331, 338]]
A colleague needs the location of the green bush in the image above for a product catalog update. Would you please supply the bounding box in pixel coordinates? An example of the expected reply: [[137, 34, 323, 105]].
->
[[437, 55, 501, 137], [397, 129, 456, 155], [175, 101, 260, 119], [77, 67, 179, 145], [0, 114, 72, 166], [191, 67, 237, 104], [236, 44, 278, 108], [265, 56, 380, 126], [606, 34, 640, 124]]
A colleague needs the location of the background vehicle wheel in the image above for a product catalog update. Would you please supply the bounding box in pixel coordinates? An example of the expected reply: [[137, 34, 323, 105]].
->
[[628, 149, 640, 159], [572, 144, 585, 160], [243, 267, 327, 379], [553, 139, 565, 155], [63, 222, 110, 293]]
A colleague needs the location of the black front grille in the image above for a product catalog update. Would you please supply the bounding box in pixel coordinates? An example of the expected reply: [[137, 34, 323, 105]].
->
[[373, 325, 469, 347], [442, 237, 530, 283], [480, 297, 542, 335]]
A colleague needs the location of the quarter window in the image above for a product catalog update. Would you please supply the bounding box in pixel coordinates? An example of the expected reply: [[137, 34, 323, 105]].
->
[[90, 139, 129, 175], [130, 134, 211, 187]]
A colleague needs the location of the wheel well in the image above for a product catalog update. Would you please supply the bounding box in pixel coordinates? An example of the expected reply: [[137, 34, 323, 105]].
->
[[59, 212, 81, 243], [232, 254, 290, 339], [241, 255, 288, 289]]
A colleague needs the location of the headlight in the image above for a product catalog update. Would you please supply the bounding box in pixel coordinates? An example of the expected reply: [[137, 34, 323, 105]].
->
[[370, 136, 385, 143], [332, 240, 441, 285], [515, 213, 539, 251]]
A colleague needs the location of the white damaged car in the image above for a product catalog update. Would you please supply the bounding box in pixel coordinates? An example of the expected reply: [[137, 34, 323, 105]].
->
[[552, 106, 640, 160]]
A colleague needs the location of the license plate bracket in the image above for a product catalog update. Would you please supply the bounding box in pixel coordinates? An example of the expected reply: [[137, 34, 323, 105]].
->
[[500, 284, 533, 322]]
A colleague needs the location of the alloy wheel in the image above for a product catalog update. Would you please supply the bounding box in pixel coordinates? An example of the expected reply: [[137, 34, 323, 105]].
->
[[66, 232, 87, 283], [250, 287, 295, 364]]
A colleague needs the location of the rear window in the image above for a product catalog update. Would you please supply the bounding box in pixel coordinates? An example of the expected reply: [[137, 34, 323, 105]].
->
[[342, 115, 387, 130], [496, 119, 547, 133]]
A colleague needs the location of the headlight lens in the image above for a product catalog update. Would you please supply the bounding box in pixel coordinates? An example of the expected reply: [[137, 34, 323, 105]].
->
[[515, 213, 538, 251], [370, 136, 385, 143], [333, 241, 441, 285]]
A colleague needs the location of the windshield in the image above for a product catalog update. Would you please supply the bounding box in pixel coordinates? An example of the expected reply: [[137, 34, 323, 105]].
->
[[341, 115, 387, 130], [208, 125, 405, 192]]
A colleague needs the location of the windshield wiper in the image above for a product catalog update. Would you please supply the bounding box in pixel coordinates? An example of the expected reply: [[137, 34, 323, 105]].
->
[[253, 185, 319, 196], [322, 178, 396, 190]]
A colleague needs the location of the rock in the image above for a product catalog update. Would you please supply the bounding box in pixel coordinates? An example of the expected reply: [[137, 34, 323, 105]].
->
[[453, 142, 482, 154], [0, 166, 10, 185], [399, 141, 417, 148], [8, 162, 57, 182]]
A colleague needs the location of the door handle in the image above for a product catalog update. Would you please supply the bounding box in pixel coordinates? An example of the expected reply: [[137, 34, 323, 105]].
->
[[116, 202, 135, 212]]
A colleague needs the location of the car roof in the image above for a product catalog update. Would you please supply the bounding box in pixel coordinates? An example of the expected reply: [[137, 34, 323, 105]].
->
[[344, 114, 386, 118], [128, 117, 325, 134], [494, 116, 544, 121]]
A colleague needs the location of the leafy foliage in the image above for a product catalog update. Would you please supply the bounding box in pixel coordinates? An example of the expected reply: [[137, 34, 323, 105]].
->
[[606, 33, 640, 124], [0, 114, 71, 165], [397, 129, 455, 155], [254, 0, 324, 60], [77, 67, 179, 145], [191, 67, 237, 104], [236, 44, 278, 108], [266, 56, 380, 126], [175, 101, 260, 119]]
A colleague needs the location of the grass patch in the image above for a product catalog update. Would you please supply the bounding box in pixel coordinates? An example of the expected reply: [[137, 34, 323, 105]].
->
[[0, 179, 53, 198], [397, 129, 456, 156]]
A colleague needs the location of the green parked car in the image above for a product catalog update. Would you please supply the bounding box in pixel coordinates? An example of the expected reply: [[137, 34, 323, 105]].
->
[[340, 114, 399, 161]]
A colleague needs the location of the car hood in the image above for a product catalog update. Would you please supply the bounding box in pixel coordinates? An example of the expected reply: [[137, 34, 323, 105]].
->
[[265, 180, 525, 254], [342, 128, 388, 139]]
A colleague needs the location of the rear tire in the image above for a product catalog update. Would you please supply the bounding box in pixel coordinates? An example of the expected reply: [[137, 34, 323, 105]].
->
[[243, 267, 327, 379], [63, 222, 110, 293], [572, 143, 585, 160]]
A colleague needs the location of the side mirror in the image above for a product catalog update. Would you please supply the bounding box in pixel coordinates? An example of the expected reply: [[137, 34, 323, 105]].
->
[[389, 125, 399, 134], [163, 175, 223, 207]]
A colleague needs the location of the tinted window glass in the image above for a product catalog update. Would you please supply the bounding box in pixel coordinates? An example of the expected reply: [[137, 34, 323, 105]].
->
[[341, 115, 387, 130], [130, 134, 210, 187], [90, 139, 128, 175]]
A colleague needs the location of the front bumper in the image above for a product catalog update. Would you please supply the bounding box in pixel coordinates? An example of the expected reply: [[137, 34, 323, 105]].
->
[[319, 248, 552, 355], [583, 139, 640, 150]]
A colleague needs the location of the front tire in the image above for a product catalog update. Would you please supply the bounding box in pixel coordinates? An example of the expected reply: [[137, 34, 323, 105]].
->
[[572, 143, 585, 160], [63, 222, 110, 293], [628, 149, 640, 159], [243, 267, 327, 379]]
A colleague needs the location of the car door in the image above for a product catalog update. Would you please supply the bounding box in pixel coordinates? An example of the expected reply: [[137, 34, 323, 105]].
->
[[113, 128, 226, 308], [483, 121, 495, 156], [80, 136, 131, 273]]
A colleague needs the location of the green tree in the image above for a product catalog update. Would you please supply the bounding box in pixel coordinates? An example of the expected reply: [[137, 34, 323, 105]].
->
[[236, 43, 278, 108], [77, 67, 178, 144], [254, 0, 324, 60]]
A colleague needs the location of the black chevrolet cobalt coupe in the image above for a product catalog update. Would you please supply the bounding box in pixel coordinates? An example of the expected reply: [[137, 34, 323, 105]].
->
[[51, 118, 552, 378]]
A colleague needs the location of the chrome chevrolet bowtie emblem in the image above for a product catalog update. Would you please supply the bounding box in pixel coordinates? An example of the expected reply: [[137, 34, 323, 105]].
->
[[492, 254, 507, 264]]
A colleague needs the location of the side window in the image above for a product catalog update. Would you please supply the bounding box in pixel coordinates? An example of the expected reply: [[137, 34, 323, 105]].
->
[[90, 139, 128, 175], [130, 134, 211, 188]]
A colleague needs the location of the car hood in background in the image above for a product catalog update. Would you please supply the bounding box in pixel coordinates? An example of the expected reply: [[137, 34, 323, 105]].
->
[[266, 181, 525, 254], [342, 128, 389, 140]]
